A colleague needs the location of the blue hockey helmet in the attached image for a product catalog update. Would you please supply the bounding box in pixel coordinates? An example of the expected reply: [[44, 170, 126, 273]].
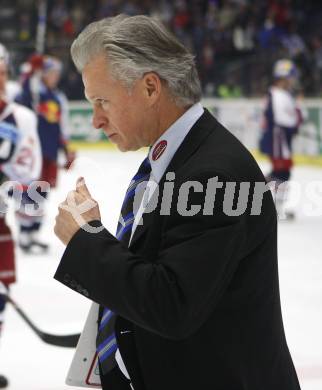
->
[[273, 59, 298, 79], [42, 55, 62, 74]]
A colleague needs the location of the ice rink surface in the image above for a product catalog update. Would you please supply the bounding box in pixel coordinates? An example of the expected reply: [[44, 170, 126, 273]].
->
[[0, 149, 321, 389]]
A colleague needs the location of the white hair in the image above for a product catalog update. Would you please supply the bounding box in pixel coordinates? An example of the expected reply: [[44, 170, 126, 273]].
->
[[71, 14, 201, 107]]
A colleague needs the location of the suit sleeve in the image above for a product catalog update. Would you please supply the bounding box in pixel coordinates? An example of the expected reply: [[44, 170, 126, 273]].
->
[[54, 173, 250, 340]]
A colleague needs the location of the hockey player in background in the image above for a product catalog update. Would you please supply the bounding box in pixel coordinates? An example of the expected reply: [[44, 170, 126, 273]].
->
[[15, 54, 75, 252], [0, 43, 41, 388], [260, 59, 303, 219]]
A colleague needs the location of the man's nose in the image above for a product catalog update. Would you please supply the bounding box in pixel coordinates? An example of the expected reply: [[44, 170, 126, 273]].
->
[[92, 106, 107, 129]]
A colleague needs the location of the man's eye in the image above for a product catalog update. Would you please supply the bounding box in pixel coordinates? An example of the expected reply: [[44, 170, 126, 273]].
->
[[97, 99, 108, 107]]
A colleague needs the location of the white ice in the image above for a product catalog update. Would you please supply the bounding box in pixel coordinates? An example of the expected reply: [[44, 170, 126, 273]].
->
[[0, 149, 321, 389]]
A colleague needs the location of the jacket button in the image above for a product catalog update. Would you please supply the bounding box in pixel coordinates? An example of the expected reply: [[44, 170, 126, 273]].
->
[[83, 289, 89, 297], [63, 274, 71, 283], [70, 279, 77, 288]]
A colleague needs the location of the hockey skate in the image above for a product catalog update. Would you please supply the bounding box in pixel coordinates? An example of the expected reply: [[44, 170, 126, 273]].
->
[[266, 177, 295, 222], [279, 209, 296, 221], [0, 374, 8, 388], [18, 232, 49, 254]]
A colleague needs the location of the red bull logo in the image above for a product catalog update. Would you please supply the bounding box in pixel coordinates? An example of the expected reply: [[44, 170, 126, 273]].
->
[[38, 100, 61, 123]]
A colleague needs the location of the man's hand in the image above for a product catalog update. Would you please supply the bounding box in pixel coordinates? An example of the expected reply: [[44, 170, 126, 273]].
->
[[54, 177, 101, 246]]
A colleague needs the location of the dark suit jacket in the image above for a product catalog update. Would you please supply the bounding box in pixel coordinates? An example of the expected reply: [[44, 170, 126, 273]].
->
[[54, 110, 301, 390]]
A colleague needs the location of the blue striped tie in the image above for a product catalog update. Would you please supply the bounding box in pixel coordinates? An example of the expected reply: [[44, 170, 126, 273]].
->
[[96, 156, 151, 374]]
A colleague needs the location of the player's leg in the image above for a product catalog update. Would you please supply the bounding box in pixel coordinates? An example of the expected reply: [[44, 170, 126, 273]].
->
[[0, 287, 9, 388], [266, 125, 295, 219], [267, 158, 294, 219], [0, 215, 15, 389], [19, 156, 58, 253], [15, 189, 48, 253], [0, 216, 15, 284]]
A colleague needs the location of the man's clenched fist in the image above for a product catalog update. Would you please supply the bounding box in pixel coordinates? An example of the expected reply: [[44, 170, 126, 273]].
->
[[54, 177, 101, 245]]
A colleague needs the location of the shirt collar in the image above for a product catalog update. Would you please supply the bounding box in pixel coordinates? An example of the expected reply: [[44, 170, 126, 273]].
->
[[148, 102, 204, 183]]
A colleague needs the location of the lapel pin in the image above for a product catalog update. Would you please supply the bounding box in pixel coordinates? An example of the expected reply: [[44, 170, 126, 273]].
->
[[152, 140, 167, 161]]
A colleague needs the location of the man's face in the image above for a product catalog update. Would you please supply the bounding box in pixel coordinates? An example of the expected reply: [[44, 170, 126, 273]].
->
[[0, 61, 8, 98], [42, 69, 61, 89], [82, 54, 153, 152]]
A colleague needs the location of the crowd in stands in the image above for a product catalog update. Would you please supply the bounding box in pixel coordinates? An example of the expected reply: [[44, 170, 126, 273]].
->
[[2, 0, 322, 99]]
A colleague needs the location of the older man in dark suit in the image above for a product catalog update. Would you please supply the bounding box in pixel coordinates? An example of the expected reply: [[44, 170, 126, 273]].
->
[[54, 14, 301, 390]]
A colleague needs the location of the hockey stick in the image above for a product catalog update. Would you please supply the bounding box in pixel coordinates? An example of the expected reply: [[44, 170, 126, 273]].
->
[[36, 0, 47, 55], [2, 293, 80, 348], [29, 0, 48, 112]]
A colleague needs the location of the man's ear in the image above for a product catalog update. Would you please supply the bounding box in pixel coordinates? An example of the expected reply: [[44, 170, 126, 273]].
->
[[142, 72, 162, 103]]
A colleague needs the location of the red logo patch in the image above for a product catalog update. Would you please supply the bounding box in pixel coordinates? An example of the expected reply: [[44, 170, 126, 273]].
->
[[152, 140, 167, 161]]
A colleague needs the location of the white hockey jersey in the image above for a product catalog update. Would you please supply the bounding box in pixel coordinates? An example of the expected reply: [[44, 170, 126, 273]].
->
[[0, 101, 41, 185], [270, 86, 299, 128]]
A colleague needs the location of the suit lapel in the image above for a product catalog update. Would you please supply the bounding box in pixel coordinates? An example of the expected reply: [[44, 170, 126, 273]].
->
[[129, 109, 216, 248]]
